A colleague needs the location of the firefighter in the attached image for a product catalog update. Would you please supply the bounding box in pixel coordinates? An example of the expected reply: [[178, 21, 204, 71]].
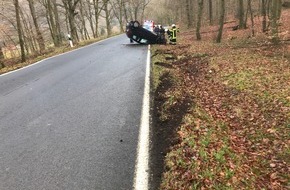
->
[[167, 24, 178, 45]]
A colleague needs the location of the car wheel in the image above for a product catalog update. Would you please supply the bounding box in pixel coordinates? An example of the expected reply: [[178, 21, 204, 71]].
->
[[133, 21, 140, 28]]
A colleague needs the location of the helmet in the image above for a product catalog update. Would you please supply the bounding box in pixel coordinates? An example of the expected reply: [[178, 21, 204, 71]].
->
[[172, 24, 176, 27]]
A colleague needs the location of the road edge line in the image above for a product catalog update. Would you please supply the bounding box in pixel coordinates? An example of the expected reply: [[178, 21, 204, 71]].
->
[[0, 35, 122, 77], [133, 45, 151, 190]]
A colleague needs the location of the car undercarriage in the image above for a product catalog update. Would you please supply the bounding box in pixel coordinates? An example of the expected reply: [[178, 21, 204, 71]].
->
[[126, 21, 166, 44]]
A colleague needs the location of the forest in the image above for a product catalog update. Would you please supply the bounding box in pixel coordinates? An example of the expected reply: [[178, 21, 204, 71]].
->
[[0, 0, 151, 68], [0, 0, 289, 71], [150, 0, 290, 190]]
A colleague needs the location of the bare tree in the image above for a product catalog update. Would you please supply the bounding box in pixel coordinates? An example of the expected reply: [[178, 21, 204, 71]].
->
[[110, 0, 125, 32], [208, 0, 213, 25], [84, 0, 96, 37], [93, 0, 104, 38], [261, 0, 267, 33], [238, 0, 245, 29], [0, 43, 5, 68], [196, 0, 204, 40], [52, 0, 62, 45], [216, 0, 225, 43], [27, 0, 45, 53], [270, 0, 281, 43], [186, 0, 193, 28], [39, 0, 63, 47], [122, 0, 130, 23], [14, 0, 25, 62], [102, 0, 113, 36], [62, 0, 80, 43], [78, 0, 90, 40], [20, 6, 40, 55], [247, 0, 254, 36], [127, 0, 151, 21]]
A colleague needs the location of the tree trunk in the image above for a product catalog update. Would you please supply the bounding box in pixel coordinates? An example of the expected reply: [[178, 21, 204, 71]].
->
[[85, 0, 96, 37], [133, 4, 138, 20], [79, 0, 90, 40], [216, 0, 225, 43], [261, 0, 267, 32], [123, 1, 129, 23], [0, 45, 5, 69], [238, 0, 245, 29], [14, 0, 25, 62], [52, 0, 62, 45], [103, 0, 112, 36], [20, 8, 37, 55], [46, 0, 60, 47], [127, 2, 134, 21], [196, 0, 204, 40], [277, 0, 282, 19], [186, 0, 193, 28], [215, 0, 219, 21], [27, 0, 45, 53], [110, 0, 125, 33], [270, 0, 280, 43], [244, 2, 249, 29], [248, 0, 255, 36], [62, 0, 80, 43], [209, 0, 213, 25], [119, 0, 125, 32], [140, 0, 148, 22], [93, 0, 100, 38]]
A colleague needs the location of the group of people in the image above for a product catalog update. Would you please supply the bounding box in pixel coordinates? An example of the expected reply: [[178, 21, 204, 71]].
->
[[153, 24, 178, 45], [153, 25, 166, 44]]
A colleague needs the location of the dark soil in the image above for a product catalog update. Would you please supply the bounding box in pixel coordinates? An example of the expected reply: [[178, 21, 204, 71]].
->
[[149, 56, 193, 190], [154, 62, 173, 69]]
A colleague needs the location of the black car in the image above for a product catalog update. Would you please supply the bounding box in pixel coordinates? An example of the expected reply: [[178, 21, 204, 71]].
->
[[125, 21, 166, 44]]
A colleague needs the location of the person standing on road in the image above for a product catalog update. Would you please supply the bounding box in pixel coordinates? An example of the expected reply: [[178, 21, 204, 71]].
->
[[167, 24, 178, 45]]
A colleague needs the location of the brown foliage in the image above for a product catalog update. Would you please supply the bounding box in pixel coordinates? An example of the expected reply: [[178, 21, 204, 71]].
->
[[154, 10, 290, 190]]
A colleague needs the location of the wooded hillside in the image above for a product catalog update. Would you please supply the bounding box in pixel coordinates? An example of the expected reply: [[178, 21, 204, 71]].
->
[[0, 0, 151, 68], [150, 1, 290, 189], [1, 0, 289, 70]]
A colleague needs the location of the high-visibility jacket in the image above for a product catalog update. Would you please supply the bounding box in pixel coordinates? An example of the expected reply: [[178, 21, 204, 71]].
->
[[171, 27, 177, 40]]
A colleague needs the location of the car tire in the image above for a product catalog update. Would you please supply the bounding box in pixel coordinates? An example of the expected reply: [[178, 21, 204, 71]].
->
[[133, 21, 140, 28]]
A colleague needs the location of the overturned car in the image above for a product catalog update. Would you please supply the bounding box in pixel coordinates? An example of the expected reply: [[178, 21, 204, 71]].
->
[[126, 20, 166, 44]]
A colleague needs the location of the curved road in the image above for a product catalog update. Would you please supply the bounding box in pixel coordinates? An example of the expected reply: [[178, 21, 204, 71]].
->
[[0, 35, 148, 190]]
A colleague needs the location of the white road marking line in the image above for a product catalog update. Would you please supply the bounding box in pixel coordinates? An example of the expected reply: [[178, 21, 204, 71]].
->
[[0, 35, 121, 77], [134, 45, 151, 190]]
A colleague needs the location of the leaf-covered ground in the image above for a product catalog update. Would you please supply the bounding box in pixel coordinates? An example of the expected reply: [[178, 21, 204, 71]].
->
[[152, 12, 290, 190]]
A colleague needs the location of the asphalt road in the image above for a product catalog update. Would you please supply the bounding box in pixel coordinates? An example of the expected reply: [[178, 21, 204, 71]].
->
[[0, 35, 148, 190]]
